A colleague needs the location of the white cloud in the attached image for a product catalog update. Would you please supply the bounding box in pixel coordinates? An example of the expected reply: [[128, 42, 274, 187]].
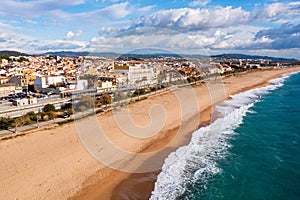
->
[[254, 23, 300, 49], [86, 27, 206, 53], [86, 23, 279, 55], [0, 21, 19, 30], [0, 31, 86, 53], [137, 5, 156, 13], [100, 2, 131, 18], [24, 19, 38, 25], [131, 2, 300, 33], [0, 1, 131, 26], [257, 1, 300, 23], [189, 0, 211, 7], [52, 2, 131, 21], [0, 0, 84, 18], [64, 30, 83, 40], [133, 6, 251, 32]]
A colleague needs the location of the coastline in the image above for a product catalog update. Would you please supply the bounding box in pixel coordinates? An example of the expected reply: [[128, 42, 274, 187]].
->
[[70, 67, 300, 200], [0, 67, 299, 200]]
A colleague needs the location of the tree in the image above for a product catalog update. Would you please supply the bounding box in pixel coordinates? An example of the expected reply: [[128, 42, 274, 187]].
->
[[101, 94, 112, 106], [0, 117, 10, 130], [113, 91, 126, 102], [48, 111, 57, 123], [14, 116, 29, 133], [133, 88, 146, 100], [44, 104, 56, 112], [48, 84, 56, 89], [74, 95, 94, 112], [40, 112, 46, 121], [127, 91, 133, 98]]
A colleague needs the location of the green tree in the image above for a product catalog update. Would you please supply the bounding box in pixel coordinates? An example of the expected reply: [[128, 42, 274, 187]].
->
[[44, 104, 56, 112], [48, 84, 56, 89], [0, 117, 10, 130], [101, 94, 112, 106]]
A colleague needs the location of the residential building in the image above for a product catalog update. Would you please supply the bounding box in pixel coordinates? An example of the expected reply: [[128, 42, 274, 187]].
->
[[34, 75, 66, 90], [127, 65, 155, 85]]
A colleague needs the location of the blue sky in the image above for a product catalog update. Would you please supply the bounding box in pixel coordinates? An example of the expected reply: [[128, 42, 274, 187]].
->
[[0, 0, 300, 58]]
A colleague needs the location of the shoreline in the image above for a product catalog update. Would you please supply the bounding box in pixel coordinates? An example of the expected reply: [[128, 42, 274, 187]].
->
[[69, 67, 300, 200], [0, 67, 299, 200]]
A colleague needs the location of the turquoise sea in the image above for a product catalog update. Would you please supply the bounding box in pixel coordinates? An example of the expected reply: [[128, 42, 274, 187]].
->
[[151, 70, 300, 200]]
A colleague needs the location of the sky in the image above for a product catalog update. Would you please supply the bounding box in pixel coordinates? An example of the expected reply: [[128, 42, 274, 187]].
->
[[0, 0, 300, 59]]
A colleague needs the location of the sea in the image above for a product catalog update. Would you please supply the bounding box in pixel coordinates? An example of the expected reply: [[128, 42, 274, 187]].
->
[[150, 70, 300, 200]]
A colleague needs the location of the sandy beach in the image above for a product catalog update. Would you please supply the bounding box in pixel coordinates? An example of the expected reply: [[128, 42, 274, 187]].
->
[[0, 67, 299, 200]]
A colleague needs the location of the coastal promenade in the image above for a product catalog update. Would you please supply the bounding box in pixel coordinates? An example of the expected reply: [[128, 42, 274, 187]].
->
[[0, 97, 71, 118], [0, 87, 171, 136]]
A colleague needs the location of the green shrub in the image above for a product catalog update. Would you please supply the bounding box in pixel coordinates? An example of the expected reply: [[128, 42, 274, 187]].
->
[[44, 104, 56, 112]]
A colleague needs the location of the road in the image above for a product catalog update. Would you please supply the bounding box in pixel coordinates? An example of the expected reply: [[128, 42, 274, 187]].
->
[[0, 97, 71, 118]]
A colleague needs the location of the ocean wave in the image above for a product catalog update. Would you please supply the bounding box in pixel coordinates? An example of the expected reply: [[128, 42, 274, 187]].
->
[[150, 71, 296, 200]]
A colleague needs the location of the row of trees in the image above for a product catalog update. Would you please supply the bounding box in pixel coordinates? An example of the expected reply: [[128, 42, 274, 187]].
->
[[0, 104, 59, 132], [0, 82, 171, 132]]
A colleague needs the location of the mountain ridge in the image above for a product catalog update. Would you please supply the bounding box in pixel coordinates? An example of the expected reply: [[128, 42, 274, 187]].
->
[[0, 50, 298, 62]]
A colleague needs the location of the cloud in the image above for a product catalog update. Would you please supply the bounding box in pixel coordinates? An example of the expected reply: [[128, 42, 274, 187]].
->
[[189, 0, 211, 7], [256, 2, 300, 23], [137, 5, 156, 13], [64, 30, 83, 40], [0, 0, 84, 18], [130, 2, 300, 33], [254, 23, 300, 49], [0, 21, 19, 30], [0, 31, 86, 53], [100, 2, 131, 18], [133, 6, 251, 32], [87, 25, 267, 54], [24, 19, 38, 25], [0, 1, 131, 27], [247, 48, 300, 59], [49, 2, 131, 22], [87, 27, 206, 53]]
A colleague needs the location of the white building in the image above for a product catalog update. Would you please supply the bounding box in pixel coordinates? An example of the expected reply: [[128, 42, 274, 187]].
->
[[76, 79, 88, 90], [97, 81, 116, 93], [13, 97, 37, 106], [28, 97, 38, 104], [127, 65, 155, 85], [13, 98, 28, 106], [34, 76, 66, 90]]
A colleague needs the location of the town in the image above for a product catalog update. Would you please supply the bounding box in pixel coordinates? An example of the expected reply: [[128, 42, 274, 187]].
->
[[0, 52, 299, 132]]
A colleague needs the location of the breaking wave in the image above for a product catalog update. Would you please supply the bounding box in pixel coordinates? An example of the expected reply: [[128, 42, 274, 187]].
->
[[150, 71, 297, 200]]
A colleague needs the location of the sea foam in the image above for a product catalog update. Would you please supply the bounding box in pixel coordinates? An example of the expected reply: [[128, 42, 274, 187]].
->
[[150, 72, 295, 200]]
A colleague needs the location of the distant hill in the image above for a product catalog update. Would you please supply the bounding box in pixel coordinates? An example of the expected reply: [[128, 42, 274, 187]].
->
[[211, 54, 298, 62], [40, 51, 90, 57], [0, 50, 298, 61], [0, 50, 28, 56], [40, 51, 123, 58]]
